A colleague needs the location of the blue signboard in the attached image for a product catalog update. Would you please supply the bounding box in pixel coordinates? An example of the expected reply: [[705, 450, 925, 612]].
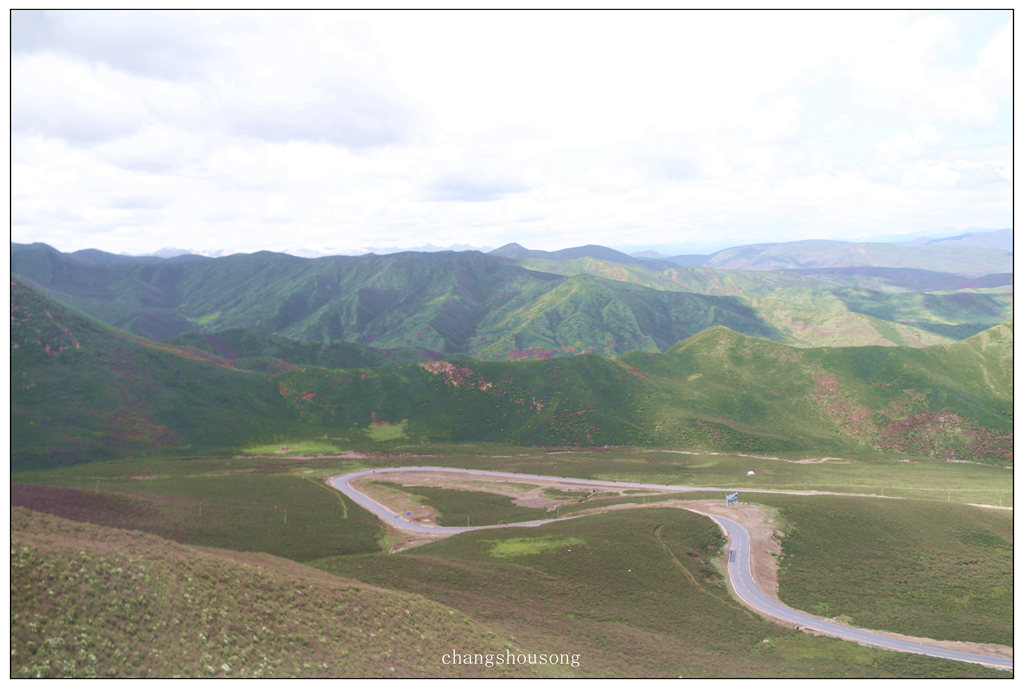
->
[[726, 492, 738, 504]]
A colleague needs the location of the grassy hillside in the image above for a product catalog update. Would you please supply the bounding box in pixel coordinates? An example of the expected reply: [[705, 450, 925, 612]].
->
[[11, 445, 1010, 677], [167, 328, 442, 372], [622, 325, 1012, 461], [757, 494, 1012, 646], [11, 279, 299, 467], [10, 506, 543, 678], [275, 324, 1012, 462]]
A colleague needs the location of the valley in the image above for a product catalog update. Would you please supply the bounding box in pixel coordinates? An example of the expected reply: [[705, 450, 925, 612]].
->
[[10, 234, 1013, 678], [11, 7, 1012, 680]]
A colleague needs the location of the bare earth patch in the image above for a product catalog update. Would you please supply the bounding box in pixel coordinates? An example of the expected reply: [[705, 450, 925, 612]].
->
[[351, 471, 627, 513]]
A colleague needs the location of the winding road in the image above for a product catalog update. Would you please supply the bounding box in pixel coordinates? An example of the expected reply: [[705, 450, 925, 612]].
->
[[331, 466, 1012, 672]]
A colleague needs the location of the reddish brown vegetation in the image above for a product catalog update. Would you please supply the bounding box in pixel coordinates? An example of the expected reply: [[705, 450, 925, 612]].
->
[[419, 361, 494, 390]]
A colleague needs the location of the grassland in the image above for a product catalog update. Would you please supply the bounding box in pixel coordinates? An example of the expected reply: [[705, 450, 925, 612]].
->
[[10, 507, 546, 678], [751, 494, 1012, 646], [10, 445, 1013, 677], [311, 508, 1002, 678]]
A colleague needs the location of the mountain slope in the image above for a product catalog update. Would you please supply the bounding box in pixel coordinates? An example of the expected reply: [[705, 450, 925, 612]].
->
[[622, 324, 1012, 460], [510, 258, 1009, 346], [12, 281, 1011, 464], [12, 244, 782, 358], [11, 279, 298, 467], [11, 506, 536, 678], [167, 328, 443, 373]]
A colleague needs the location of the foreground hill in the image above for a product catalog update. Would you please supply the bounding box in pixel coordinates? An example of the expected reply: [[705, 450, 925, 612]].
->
[[11, 507, 537, 678], [12, 280, 1011, 466]]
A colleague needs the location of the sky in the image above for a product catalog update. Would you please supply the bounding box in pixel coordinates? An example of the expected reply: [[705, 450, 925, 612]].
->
[[10, 9, 1013, 257]]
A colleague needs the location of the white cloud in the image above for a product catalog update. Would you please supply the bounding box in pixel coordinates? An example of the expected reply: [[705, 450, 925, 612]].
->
[[10, 10, 1012, 255], [876, 124, 943, 160]]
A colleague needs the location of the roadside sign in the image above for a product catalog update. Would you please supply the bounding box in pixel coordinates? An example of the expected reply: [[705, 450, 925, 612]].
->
[[726, 492, 738, 504]]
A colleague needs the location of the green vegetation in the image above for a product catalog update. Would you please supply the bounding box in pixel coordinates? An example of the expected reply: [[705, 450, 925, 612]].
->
[[9, 445, 1013, 678], [18, 241, 1010, 363], [11, 269, 1012, 468], [10, 473, 381, 562], [752, 494, 1013, 646], [515, 256, 1009, 347], [10, 236, 1014, 678], [11, 507, 541, 678], [312, 508, 1001, 678], [488, 536, 586, 558], [168, 328, 438, 371], [365, 421, 408, 442]]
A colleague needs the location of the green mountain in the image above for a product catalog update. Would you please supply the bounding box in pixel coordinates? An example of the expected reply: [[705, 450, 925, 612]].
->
[[12, 279, 1011, 467], [10, 279, 298, 467], [11, 243, 781, 358], [621, 324, 1012, 460], [167, 328, 442, 373], [511, 257, 1010, 347]]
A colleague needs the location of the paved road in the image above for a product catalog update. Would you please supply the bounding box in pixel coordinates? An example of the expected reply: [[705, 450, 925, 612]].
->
[[331, 466, 1012, 672], [707, 513, 1012, 672]]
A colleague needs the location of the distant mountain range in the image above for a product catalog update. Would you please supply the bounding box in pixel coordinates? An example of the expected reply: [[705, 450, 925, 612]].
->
[[494, 229, 1011, 274], [11, 230, 1011, 359]]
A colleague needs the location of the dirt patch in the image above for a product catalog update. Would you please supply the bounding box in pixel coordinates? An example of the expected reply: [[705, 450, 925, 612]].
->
[[352, 471, 626, 513]]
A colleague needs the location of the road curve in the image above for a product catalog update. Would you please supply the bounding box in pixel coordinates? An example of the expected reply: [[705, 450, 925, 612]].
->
[[331, 466, 1012, 672]]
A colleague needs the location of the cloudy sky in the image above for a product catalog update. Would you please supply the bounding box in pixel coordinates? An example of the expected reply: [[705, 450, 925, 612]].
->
[[11, 9, 1012, 256]]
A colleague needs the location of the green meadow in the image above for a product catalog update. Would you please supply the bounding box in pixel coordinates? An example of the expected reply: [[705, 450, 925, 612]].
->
[[11, 443, 1012, 677], [312, 508, 1002, 678]]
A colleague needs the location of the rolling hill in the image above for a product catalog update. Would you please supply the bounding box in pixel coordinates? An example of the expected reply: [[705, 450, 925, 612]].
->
[[13, 278, 1011, 466], [167, 328, 443, 373]]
